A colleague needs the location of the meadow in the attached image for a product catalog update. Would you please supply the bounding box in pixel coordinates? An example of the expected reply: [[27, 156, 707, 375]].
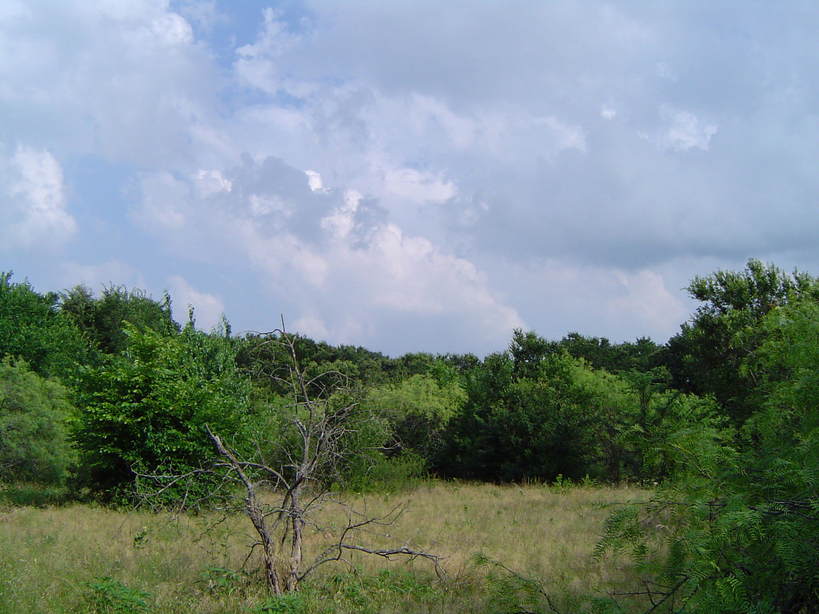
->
[[0, 482, 649, 614]]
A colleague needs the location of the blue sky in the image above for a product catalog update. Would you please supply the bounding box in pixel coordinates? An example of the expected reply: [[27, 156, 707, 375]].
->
[[2, 1, 817, 355]]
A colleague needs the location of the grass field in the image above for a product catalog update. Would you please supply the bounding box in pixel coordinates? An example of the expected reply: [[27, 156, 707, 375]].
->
[[0, 482, 650, 613]]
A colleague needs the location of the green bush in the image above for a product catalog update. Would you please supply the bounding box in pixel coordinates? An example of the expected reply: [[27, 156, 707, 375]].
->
[[0, 272, 91, 381], [596, 294, 819, 613], [0, 484, 71, 507], [0, 358, 76, 485], [73, 323, 252, 499], [83, 577, 153, 614]]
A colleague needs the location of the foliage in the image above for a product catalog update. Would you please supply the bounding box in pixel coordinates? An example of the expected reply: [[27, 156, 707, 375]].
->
[[363, 372, 466, 460], [237, 332, 395, 394], [0, 358, 76, 485], [596, 295, 818, 613], [83, 577, 153, 614], [665, 259, 817, 424], [440, 347, 611, 481], [0, 483, 71, 507], [551, 331, 662, 374], [73, 323, 251, 497], [0, 272, 91, 381], [61, 284, 178, 355], [476, 557, 559, 614], [254, 593, 309, 614]]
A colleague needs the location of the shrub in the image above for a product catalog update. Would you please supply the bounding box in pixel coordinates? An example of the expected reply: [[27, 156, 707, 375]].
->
[[73, 323, 251, 499], [0, 358, 76, 485], [83, 577, 153, 614]]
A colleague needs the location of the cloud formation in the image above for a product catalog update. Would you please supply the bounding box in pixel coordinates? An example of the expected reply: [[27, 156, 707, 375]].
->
[[0, 145, 75, 249], [2, 1, 816, 354]]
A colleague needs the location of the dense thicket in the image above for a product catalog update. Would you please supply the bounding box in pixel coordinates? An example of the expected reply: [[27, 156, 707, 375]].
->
[[663, 260, 818, 424]]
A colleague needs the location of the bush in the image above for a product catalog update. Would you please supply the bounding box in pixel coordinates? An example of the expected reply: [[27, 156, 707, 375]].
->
[[83, 577, 153, 614], [596, 295, 819, 613], [0, 358, 76, 485], [0, 272, 91, 381], [73, 323, 252, 498]]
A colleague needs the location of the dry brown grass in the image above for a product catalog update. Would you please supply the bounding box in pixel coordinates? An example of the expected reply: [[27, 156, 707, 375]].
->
[[0, 481, 649, 613]]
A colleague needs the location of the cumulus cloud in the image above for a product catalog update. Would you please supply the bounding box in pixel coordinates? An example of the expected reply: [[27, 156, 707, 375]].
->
[[0, 145, 76, 249], [2, 1, 817, 353], [382, 167, 456, 204], [133, 171, 190, 230], [0, 1, 223, 168], [133, 154, 523, 353], [482, 260, 688, 343]]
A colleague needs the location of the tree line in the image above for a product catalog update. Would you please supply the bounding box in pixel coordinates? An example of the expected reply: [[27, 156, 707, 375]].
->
[[0, 260, 816, 612]]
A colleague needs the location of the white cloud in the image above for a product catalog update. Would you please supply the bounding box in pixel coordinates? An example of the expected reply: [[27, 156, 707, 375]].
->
[[174, 0, 224, 34], [321, 190, 360, 240], [659, 106, 718, 152], [0, 145, 76, 249], [382, 167, 457, 204], [234, 8, 304, 97], [0, 1, 223, 168], [291, 314, 329, 340], [607, 270, 688, 334], [168, 274, 225, 331], [195, 169, 232, 197], [248, 194, 291, 218], [3, 1, 817, 353], [305, 170, 327, 193], [151, 13, 194, 46], [600, 105, 617, 120], [133, 154, 524, 353], [484, 260, 688, 343]]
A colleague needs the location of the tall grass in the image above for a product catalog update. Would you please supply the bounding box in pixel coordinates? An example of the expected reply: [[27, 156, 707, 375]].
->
[[0, 481, 648, 613]]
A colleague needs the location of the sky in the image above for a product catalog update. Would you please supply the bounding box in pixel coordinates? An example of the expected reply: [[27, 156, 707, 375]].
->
[[1, 1, 817, 356]]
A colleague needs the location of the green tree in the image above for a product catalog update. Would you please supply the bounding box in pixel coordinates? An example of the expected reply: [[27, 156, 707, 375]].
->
[[73, 322, 251, 496], [558, 332, 662, 373], [0, 272, 90, 381], [364, 372, 466, 461], [597, 295, 818, 613], [665, 259, 817, 423], [0, 358, 76, 485], [440, 348, 616, 482], [60, 284, 178, 355]]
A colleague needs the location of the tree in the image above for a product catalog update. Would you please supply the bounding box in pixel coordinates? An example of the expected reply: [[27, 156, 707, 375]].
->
[[0, 358, 76, 485], [440, 347, 617, 482], [363, 372, 466, 462], [139, 328, 442, 594], [665, 259, 817, 423], [73, 322, 251, 496], [596, 294, 818, 613], [0, 272, 90, 381], [558, 332, 662, 374], [60, 284, 178, 355]]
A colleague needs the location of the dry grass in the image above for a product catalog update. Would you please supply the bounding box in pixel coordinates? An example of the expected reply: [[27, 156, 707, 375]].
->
[[0, 481, 650, 613]]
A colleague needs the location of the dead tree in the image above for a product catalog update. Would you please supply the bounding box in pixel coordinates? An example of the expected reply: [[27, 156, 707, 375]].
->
[[139, 324, 442, 594]]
